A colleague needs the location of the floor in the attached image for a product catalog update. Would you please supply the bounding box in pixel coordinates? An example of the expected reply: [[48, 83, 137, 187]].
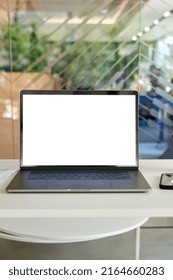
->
[[0, 219, 173, 260]]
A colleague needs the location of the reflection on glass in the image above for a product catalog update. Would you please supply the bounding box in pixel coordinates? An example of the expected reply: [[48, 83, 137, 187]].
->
[[0, 0, 173, 159]]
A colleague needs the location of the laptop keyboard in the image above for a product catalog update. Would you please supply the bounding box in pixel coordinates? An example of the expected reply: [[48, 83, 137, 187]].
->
[[28, 170, 130, 180]]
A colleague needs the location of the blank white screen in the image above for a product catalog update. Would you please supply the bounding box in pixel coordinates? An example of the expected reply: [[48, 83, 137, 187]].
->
[[22, 94, 137, 166]]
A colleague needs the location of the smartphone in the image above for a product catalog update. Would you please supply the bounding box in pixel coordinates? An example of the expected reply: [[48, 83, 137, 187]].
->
[[160, 173, 173, 189]]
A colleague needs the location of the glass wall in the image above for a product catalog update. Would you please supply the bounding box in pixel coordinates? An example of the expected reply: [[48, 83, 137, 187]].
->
[[0, 0, 173, 159]]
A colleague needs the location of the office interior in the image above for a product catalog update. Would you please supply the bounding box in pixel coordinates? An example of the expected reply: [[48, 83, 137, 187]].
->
[[0, 0, 173, 259]]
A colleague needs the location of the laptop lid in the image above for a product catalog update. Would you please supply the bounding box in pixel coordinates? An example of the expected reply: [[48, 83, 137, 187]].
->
[[20, 90, 138, 169]]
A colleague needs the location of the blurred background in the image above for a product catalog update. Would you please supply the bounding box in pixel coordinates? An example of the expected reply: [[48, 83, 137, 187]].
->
[[0, 0, 173, 159]]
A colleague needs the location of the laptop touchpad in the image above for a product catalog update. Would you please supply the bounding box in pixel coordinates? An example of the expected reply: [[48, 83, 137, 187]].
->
[[46, 180, 111, 190]]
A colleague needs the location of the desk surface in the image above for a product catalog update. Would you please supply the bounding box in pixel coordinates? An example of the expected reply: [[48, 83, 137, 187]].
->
[[0, 159, 173, 218]]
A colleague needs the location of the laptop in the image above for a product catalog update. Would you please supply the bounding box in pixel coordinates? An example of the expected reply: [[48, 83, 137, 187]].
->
[[6, 90, 151, 193]]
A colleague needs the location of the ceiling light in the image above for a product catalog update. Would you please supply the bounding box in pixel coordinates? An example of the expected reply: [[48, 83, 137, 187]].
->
[[87, 17, 100, 24], [153, 19, 159, 25], [132, 36, 137, 41], [101, 9, 108, 14], [138, 32, 143, 37], [144, 26, 150, 32], [68, 17, 83, 24], [164, 11, 170, 17]]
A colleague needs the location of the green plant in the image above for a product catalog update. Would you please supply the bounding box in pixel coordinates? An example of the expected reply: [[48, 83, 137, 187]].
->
[[0, 0, 48, 72], [0, 22, 48, 72], [51, 41, 139, 89]]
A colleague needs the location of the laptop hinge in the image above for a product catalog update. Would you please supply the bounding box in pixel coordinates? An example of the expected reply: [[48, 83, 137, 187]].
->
[[20, 166, 138, 171]]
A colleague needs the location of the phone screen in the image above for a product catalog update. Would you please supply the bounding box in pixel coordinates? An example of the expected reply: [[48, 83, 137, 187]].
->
[[160, 173, 173, 189]]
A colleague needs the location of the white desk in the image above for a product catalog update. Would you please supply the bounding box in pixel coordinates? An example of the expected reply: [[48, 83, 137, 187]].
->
[[0, 159, 171, 258], [0, 159, 173, 218]]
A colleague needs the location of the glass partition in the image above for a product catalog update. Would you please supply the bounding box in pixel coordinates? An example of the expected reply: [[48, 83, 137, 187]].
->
[[0, 0, 173, 159]]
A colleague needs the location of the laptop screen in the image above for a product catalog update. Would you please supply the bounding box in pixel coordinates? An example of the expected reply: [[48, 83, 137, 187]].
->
[[21, 91, 138, 167]]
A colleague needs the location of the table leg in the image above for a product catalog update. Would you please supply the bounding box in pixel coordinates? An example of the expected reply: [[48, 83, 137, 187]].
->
[[135, 227, 140, 260]]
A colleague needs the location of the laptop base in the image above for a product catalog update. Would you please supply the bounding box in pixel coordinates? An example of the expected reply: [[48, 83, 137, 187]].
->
[[6, 170, 151, 193]]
